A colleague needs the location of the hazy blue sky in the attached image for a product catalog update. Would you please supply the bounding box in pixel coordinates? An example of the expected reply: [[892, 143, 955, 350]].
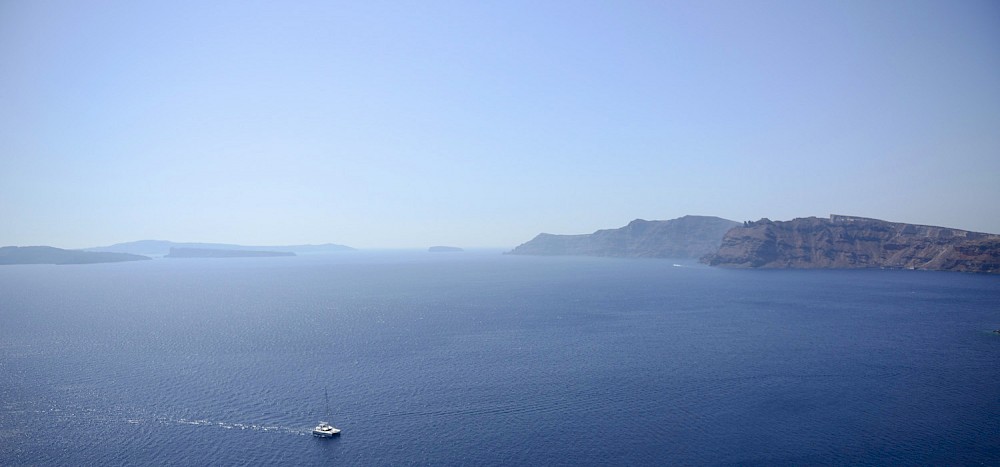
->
[[2, 0, 998, 248]]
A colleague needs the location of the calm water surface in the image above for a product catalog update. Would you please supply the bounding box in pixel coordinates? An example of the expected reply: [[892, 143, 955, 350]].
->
[[2, 252, 998, 465]]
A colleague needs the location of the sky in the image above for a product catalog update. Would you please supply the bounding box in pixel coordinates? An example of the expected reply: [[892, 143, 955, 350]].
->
[[1, 0, 998, 249]]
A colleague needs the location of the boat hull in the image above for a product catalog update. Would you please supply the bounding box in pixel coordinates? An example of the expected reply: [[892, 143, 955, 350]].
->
[[312, 422, 341, 437]]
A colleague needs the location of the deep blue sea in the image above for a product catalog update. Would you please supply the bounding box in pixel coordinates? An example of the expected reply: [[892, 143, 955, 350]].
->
[[2, 252, 998, 465]]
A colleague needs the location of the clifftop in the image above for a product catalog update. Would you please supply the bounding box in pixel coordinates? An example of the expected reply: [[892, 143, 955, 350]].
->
[[703, 215, 1000, 273]]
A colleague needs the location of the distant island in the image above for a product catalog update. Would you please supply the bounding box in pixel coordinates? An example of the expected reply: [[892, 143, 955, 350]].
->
[[165, 247, 295, 258], [87, 240, 354, 256], [510, 214, 999, 274], [428, 246, 464, 252], [0, 246, 151, 265], [508, 215, 740, 259], [703, 215, 1000, 273]]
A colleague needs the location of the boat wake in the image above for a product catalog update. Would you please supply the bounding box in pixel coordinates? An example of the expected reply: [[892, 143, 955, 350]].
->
[[2, 402, 313, 437], [168, 417, 308, 435]]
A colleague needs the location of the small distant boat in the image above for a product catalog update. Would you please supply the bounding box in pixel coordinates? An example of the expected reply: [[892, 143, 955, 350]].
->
[[312, 389, 341, 438], [312, 421, 341, 437]]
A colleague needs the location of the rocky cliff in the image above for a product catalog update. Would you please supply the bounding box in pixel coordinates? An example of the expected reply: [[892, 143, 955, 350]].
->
[[703, 215, 1000, 273], [509, 215, 740, 259]]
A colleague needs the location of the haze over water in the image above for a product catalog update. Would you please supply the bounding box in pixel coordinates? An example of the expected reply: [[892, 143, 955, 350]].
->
[[2, 253, 998, 465], [2, 1, 999, 249]]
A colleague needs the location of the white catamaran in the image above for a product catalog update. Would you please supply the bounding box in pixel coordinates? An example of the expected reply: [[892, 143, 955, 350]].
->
[[312, 389, 341, 437]]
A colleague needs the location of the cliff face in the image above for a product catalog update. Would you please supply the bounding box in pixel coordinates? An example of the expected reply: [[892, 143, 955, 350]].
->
[[703, 215, 1000, 273], [509, 215, 740, 259]]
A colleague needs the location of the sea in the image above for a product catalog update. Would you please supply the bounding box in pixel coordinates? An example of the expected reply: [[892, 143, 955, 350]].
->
[[1, 251, 998, 466]]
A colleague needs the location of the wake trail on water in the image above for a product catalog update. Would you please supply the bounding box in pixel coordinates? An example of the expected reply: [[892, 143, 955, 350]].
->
[[6, 402, 311, 437], [166, 417, 309, 435]]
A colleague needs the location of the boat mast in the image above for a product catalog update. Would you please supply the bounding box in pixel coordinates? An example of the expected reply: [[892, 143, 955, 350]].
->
[[324, 388, 330, 420]]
